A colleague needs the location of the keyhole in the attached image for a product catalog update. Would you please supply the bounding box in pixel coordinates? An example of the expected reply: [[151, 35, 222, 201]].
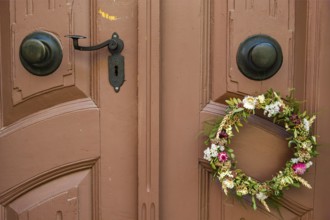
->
[[115, 65, 118, 77]]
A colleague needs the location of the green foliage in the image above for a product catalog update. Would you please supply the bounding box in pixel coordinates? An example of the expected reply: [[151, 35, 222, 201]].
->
[[202, 117, 223, 144]]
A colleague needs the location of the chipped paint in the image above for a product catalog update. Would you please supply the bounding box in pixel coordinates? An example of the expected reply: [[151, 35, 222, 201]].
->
[[98, 8, 118, 21]]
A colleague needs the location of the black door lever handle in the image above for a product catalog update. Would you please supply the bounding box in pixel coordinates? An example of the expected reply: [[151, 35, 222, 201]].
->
[[65, 32, 125, 92], [65, 33, 123, 53]]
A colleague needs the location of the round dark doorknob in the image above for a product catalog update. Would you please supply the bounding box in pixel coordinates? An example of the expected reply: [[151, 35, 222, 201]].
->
[[21, 39, 48, 64], [20, 31, 63, 76], [236, 35, 283, 81], [250, 43, 277, 69]]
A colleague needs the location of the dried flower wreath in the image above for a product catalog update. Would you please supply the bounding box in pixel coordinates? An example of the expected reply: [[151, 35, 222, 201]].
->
[[203, 89, 318, 212]]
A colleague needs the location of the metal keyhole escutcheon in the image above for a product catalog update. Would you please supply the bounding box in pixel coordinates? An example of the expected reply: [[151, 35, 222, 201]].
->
[[65, 32, 125, 92], [20, 31, 63, 76], [236, 34, 283, 81], [108, 33, 125, 92]]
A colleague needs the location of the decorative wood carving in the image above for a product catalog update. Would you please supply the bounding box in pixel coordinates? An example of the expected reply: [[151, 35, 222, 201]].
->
[[138, 0, 160, 219]]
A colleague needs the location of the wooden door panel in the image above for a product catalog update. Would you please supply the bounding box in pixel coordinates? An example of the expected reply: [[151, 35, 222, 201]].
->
[[0, 1, 102, 218], [0, 99, 99, 193], [224, 0, 295, 96], [0, 0, 94, 125], [11, 0, 79, 101], [212, 0, 307, 101], [5, 169, 94, 220]]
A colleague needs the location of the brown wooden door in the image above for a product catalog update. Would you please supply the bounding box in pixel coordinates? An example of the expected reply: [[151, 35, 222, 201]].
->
[[0, 0, 138, 219], [159, 0, 330, 220], [2, 0, 330, 220]]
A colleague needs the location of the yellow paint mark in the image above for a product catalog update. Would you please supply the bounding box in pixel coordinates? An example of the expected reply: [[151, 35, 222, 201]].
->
[[98, 9, 118, 21]]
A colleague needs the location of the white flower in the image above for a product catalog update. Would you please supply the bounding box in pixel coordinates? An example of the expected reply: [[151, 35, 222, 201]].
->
[[264, 101, 282, 117], [219, 171, 233, 180], [203, 148, 212, 161], [242, 96, 257, 110], [291, 158, 299, 164], [210, 144, 219, 157], [306, 161, 313, 168], [222, 178, 234, 189], [256, 192, 268, 201], [303, 118, 310, 132], [211, 143, 219, 151], [219, 145, 225, 151], [257, 94, 265, 104]]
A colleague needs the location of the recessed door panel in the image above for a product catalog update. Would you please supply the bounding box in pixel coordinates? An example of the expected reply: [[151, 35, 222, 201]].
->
[[0, 0, 94, 125], [212, 0, 308, 101], [5, 169, 94, 220]]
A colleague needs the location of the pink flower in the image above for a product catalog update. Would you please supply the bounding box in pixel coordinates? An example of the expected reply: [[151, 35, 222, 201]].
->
[[292, 162, 307, 175], [218, 152, 228, 162]]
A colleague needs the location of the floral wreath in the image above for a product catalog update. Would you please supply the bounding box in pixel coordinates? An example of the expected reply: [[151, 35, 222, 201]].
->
[[203, 89, 317, 212]]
